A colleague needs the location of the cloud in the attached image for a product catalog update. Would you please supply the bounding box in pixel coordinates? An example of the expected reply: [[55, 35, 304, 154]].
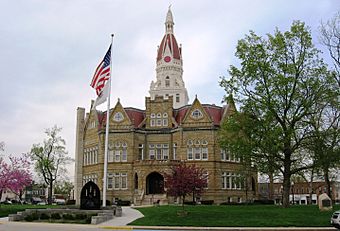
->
[[0, 0, 338, 180]]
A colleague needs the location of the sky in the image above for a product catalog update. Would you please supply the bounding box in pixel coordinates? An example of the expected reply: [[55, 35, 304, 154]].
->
[[0, 0, 338, 181]]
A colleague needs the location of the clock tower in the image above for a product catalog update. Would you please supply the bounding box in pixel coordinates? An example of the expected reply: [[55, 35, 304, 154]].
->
[[149, 7, 189, 108]]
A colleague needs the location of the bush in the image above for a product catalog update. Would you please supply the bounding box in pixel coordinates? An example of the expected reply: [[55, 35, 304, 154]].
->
[[75, 213, 87, 220], [24, 212, 39, 221], [66, 200, 76, 205], [200, 200, 214, 205], [117, 200, 130, 206], [86, 213, 97, 224], [62, 213, 75, 220], [253, 200, 274, 205], [51, 213, 61, 220], [39, 213, 50, 220], [184, 201, 196, 205]]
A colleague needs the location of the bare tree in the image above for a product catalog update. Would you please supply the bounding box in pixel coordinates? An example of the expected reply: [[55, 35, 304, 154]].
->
[[320, 12, 340, 87]]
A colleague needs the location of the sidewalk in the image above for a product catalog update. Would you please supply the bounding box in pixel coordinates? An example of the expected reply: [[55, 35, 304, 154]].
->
[[98, 206, 144, 227]]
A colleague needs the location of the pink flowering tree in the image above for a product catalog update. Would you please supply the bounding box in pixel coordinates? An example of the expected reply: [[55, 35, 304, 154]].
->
[[165, 163, 207, 211], [0, 153, 32, 201]]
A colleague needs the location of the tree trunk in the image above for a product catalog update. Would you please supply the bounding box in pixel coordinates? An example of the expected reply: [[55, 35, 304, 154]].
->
[[269, 172, 274, 200], [48, 181, 53, 205], [182, 195, 185, 211], [282, 149, 292, 208], [308, 169, 314, 205], [324, 169, 332, 200]]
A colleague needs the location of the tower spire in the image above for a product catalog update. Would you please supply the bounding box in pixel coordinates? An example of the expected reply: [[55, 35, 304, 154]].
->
[[150, 7, 189, 109], [165, 5, 174, 34]]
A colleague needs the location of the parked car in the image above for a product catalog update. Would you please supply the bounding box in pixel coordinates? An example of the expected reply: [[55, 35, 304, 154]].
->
[[331, 210, 340, 229], [54, 198, 66, 205], [31, 197, 43, 204]]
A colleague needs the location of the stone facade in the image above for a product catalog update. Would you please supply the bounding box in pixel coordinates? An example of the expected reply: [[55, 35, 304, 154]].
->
[[74, 8, 257, 206]]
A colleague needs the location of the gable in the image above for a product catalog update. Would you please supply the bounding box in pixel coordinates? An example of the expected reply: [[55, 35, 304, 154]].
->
[[181, 97, 212, 127], [107, 100, 134, 129]]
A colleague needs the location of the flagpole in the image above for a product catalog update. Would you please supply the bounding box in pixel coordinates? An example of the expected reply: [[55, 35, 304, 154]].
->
[[103, 34, 114, 207]]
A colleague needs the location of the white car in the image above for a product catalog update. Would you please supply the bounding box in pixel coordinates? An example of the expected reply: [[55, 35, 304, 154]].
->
[[331, 211, 340, 229]]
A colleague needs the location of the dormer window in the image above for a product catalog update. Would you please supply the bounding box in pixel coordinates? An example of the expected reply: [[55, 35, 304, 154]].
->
[[191, 109, 203, 119]]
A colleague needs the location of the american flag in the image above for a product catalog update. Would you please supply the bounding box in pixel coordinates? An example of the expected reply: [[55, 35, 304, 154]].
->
[[90, 45, 111, 96]]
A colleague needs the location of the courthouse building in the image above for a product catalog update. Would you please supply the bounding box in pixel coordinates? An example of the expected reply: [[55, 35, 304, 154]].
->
[[74, 8, 257, 205]]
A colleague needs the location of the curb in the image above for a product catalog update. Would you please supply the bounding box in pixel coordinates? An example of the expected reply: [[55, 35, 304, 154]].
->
[[98, 226, 337, 231]]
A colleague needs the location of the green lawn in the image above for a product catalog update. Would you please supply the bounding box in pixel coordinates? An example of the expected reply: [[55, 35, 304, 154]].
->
[[130, 204, 340, 227], [0, 204, 58, 218]]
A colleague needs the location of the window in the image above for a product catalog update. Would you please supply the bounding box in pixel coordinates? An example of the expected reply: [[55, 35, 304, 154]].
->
[[108, 173, 128, 190], [89, 121, 96, 129], [110, 141, 128, 162], [203, 172, 209, 189], [187, 147, 193, 160], [176, 94, 180, 103], [84, 146, 98, 165], [138, 144, 144, 160], [163, 144, 169, 160], [173, 143, 177, 160], [222, 172, 243, 190], [113, 112, 124, 122], [156, 144, 162, 159], [186, 140, 208, 161], [157, 113, 161, 118], [165, 76, 170, 87], [108, 150, 114, 162], [121, 173, 127, 189], [84, 174, 98, 186], [121, 142, 127, 161], [191, 109, 203, 119], [114, 173, 120, 189], [163, 113, 168, 118], [107, 174, 113, 189], [202, 147, 208, 160], [221, 149, 240, 162], [150, 119, 155, 127], [194, 147, 201, 160], [157, 119, 162, 126], [149, 143, 169, 160], [163, 119, 168, 126], [149, 144, 155, 160], [151, 113, 156, 118]]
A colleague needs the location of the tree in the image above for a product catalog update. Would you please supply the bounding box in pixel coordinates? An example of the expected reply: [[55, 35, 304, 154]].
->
[[54, 180, 74, 200], [307, 100, 340, 200], [0, 154, 32, 201], [320, 12, 340, 87], [29, 125, 73, 204], [165, 163, 207, 211], [220, 21, 337, 207]]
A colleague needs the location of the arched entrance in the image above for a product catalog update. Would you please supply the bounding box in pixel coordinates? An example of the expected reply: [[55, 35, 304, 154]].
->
[[146, 172, 164, 194], [80, 181, 100, 210]]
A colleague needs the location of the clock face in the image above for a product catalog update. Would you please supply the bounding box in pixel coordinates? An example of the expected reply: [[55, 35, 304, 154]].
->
[[164, 56, 171, 63]]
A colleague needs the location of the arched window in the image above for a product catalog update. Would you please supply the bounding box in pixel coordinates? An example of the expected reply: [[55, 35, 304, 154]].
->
[[165, 76, 170, 87]]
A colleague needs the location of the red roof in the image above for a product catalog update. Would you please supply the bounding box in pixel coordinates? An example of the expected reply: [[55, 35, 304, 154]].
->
[[95, 104, 223, 129], [157, 34, 181, 61], [125, 108, 145, 127], [202, 105, 223, 125]]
